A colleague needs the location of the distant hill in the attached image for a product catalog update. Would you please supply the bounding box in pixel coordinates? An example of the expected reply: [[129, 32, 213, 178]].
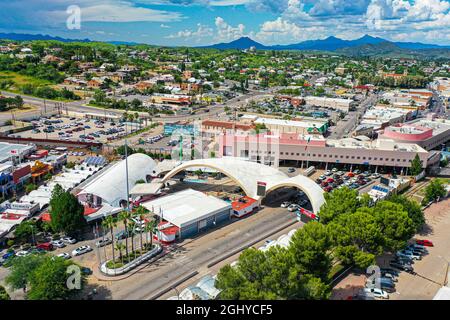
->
[[199, 36, 267, 50], [202, 34, 450, 54], [336, 41, 450, 59], [0, 32, 90, 43]]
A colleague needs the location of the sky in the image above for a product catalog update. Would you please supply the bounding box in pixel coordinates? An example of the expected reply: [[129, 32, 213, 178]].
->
[[1, 0, 450, 46]]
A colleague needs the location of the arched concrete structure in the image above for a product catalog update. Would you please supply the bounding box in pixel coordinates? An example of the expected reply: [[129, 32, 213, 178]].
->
[[161, 158, 325, 213]]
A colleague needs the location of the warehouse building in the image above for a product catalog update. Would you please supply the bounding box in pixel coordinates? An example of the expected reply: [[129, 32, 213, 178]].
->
[[142, 189, 232, 240]]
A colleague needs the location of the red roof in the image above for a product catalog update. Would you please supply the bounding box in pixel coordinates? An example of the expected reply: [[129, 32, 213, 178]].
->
[[231, 196, 257, 211], [40, 212, 51, 222], [84, 205, 100, 216]]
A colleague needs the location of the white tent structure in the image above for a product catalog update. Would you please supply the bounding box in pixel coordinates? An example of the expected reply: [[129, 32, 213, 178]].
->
[[77, 153, 156, 207], [162, 157, 325, 213]]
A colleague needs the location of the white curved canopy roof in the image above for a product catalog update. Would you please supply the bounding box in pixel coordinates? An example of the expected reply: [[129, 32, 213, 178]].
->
[[78, 153, 156, 207], [162, 157, 325, 213]]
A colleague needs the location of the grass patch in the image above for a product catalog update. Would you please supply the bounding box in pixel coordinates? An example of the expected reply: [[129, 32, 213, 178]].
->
[[0, 71, 51, 88]]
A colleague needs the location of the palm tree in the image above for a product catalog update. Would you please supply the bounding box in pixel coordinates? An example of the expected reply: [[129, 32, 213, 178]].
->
[[102, 216, 117, 264], [134, 206, 147, 254], [115, 242, 125, 265], [118, 210, 131, 257], [144, 218, 157, 250], [128, 220, 137, 259]]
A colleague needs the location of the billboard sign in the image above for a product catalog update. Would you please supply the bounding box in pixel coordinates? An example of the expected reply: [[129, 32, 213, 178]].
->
[[257, 181, 267, 197]]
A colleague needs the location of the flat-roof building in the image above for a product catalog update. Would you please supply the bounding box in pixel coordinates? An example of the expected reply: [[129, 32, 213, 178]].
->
[[142, 189, 232, 240], [304, 96, 355, 113], [381, 118, 450, 150]]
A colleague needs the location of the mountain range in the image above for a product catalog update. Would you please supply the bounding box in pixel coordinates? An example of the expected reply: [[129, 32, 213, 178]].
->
[[1, 32, 449, 58], [200, 35, 450, 51]]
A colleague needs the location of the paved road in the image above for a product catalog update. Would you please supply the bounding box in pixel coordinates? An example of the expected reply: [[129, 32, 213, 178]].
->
[[1, 90, 270, 125], [101, 206, 298, 300], [328, 93, 379, 139]]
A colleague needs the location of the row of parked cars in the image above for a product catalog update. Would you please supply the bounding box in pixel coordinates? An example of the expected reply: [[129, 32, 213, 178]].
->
[[280, 191, 309, 212], [146, 134, 164, 144], [316, 169, 380, 192], [362, 240, 433, 299]]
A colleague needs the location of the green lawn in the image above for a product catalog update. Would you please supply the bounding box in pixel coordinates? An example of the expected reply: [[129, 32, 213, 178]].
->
[[0, 71, 52, 89]]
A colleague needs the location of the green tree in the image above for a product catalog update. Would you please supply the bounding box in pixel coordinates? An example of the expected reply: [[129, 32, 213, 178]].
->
[[289, 221, 332, 282], [27, 256, 82, 300], [424, 179, 446, 203], [49, 184, 86, 236], [118, 211, 131, 257], [410, 154, 423, 176], [328, 209, 383, 268], [25, 183, 37, 194], [388, 195, 424, 231], [5, 254, 47, 292], [373, 201, 415, 251], [0, 286, 10, 300], [14, 220, 37, 244], [102, 216, 117, 263], [319, 187, 361, 224]]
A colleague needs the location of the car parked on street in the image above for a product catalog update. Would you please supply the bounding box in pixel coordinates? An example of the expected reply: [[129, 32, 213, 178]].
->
[[71, 245, 92, 256], [61, 236, 77, 244], [51, 240, 66, 248], [281, 201, 291, 208], [56, 253, 71, 260], [416, 239, 434, 247], [363, 287, 389, 299], [96, 238, 112, 248]]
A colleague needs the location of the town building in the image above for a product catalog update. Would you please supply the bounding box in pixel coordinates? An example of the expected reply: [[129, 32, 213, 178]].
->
[[142, 188, 232, 240], [304, 96, 356, 113], [219, 132, 437, 171]]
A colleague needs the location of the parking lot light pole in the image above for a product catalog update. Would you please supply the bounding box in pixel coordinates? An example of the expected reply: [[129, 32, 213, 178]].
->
[[438, 256, 450, 286]]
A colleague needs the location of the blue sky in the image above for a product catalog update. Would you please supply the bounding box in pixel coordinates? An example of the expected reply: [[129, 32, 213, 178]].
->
[[1, 0, 450, 46]]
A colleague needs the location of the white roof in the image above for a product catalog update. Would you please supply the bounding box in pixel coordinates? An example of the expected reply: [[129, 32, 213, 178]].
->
[[130, 182, 163, 196], [161, 157, 325, 213], [433, 286, 450, 300], [142, 189, 231, 228], [77, 153, 156, 207]]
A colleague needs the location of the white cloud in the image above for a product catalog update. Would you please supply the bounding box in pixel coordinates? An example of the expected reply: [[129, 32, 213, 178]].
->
[[166, 23, 214, 42], [254, 17, 304, 44], [215, 16, 246, 41]]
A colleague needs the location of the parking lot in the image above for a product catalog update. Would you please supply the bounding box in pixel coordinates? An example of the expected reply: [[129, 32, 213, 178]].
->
[[331, 198, 450, 300], [12, 115, 140, 144]]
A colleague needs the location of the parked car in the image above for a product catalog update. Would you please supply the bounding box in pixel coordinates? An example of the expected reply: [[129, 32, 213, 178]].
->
[[71, 245, 92, 256], [281, 202, 291, 208], [115, 230, 129, 240], [36, 242, 53, 251], [389, 260, 414, 273], [287, 204, 300, 212], [401, 249, 422, 260], [416, 239, 434, 247], [363, 287, 389, 299], [51, 240, 64, 249], [287, 167, 296, 173], [15, 250, 31, 257], [2, 251, 15, 260], [61, 236, 77, 244], [325, 170, 332, 176], [381, 268, 399, 277], [81, 267, 93, 275], [56, 253, 71, 260], [96, 238, 112, 248]]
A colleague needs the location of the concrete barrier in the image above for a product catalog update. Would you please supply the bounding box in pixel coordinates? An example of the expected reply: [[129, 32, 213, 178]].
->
[[100, 244, 162, 276]]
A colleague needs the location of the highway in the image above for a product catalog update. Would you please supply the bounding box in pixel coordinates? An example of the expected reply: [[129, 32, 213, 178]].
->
[[0, 89, 270, 125]]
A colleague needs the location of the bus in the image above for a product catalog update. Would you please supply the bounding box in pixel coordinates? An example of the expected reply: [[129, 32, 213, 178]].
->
[[303, 166, 316, 177]]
